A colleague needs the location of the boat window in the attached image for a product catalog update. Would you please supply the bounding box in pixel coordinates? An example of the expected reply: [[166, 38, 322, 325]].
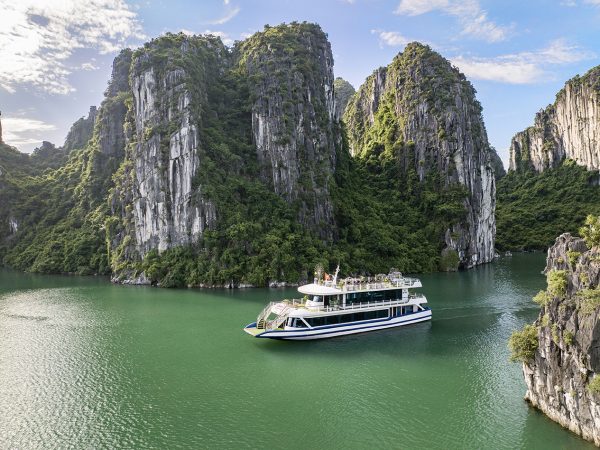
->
[[346, 290, 402, 305], [295, 319, 307, 328], [327, 315, 340, 325]]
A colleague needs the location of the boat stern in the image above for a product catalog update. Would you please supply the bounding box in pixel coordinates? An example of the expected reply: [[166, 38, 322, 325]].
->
[[243, 322, 263, 337]]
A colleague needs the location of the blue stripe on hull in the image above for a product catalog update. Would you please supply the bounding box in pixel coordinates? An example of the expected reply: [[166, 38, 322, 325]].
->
[[254, 311, 432, 340]]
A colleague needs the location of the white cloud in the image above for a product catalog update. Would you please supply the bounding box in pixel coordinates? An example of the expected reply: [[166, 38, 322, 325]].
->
[[395, 0, 513, 43], [0, 0, 145, 95], [565, 0, 600, 4], [395, 0, 448, 15], [207, 1, 240, 25], [451, 39, 595, 84], [79, 62, 99, 71], [451, 56, 543, 84], [2, 117, 57, 147], [371, 29, 410, 47]]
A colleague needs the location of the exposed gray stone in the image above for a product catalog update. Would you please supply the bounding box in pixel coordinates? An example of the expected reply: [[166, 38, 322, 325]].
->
[[509, 67, 600, 173], [523, 233, 600, 446]]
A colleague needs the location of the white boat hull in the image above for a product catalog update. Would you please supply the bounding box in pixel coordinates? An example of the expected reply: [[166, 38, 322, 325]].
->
[[244, 309, 432, 340]]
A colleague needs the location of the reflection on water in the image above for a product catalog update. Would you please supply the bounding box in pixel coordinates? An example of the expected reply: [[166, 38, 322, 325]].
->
[[0, 256, 596, 449]]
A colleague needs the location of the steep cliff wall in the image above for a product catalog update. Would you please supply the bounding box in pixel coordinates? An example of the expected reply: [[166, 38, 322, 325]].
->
[[63, 106, 98, 152], [108, 24, 342, 284], [518, 232, 600, 445], [237, 24, 339, 235], [334, 77, 355, 120], [117, 35, 220, 256], [509, 66, 600, 172], [344, 43, 497, 268]]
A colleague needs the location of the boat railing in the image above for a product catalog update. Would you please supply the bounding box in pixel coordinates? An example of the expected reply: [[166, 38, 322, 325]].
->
[[277, 294, 426, 313], [256, 301, 276, 327], [341, 277, 420, 291]]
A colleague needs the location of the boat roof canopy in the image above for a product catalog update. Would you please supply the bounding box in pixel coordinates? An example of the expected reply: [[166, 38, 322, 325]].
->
[[298, 283, 342, 296]]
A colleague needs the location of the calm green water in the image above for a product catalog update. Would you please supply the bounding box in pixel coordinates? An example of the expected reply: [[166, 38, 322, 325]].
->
[[0, 254, 595, 449]]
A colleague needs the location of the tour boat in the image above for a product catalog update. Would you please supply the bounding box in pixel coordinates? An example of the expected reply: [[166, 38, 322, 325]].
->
[[243, 267, 431, 340]]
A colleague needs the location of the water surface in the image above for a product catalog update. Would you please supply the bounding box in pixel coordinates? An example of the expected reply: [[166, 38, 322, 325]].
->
[[0, 254, 595, 449]]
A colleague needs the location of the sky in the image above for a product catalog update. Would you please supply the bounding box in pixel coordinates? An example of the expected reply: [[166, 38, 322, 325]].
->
[[1, 0, 599, 168]]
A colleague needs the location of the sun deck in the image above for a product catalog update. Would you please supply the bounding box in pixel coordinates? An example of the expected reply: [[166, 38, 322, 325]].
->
[[298, 273, 422, 296], [275, 294, 426, 314]]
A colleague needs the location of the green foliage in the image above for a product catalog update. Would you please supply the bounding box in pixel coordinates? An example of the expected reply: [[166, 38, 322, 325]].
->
[[551, 323, 560, 344], [588, 375, 600, 394], [567, 250, 582, 267], [439, 249, 460, 271], [541, 313, 550, 327], [508, 324, 539, 362], [578, 288, 600, 315], [330, 127, 469, 274], [496, 162, 600, 251], [564, 330, 574, 346], [533, 290, 550, 306], [547, 270, 568, 298], [580, 215, 600, 248], [1, 142, 114, 275], [0, 50, 131, 276]]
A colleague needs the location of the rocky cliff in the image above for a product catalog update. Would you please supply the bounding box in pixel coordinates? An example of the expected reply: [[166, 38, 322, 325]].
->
[[113, 35, 220, 258], [343, 43, 497, 268], [334, 77, 355, 120], [238, 25, 339, 235], [1, 24, 505, 285], [107, 24, 342, 282], [509, 66, 600, 173], [519, 232, 600, 445], [63, 106, 98, 152]]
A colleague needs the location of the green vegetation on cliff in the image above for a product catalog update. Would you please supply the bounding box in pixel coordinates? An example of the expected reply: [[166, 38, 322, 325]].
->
[[0, 142, 110, 275], [331, 126, 469, 273], [0, 25, 496, 286], [0, 50, 133, 275], [496, 161, 600, 251], [334, 77, 355, 118], [508, 324, 539, 362]]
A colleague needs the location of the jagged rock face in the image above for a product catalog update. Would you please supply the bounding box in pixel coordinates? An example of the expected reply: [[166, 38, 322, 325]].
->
[[107, 25, 343, 279], [510, 67, 600, 172], [344, 43, 496, 268], [524, 233, 600, 445], [63, 106, 97, 152], [125, 37, 219, 255], [489, 148, 506, 179], [238, 23, 339, 235], [334, 77, 355, 120], [95, 50, 132, 157]]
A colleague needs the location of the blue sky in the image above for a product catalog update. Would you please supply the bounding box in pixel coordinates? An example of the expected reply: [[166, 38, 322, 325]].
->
[[1, 0, 599, 168]]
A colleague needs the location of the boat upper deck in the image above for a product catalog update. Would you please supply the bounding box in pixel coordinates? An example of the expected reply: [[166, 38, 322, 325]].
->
[[272, 293, 427, 314], [298, 272, 422, 296]]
